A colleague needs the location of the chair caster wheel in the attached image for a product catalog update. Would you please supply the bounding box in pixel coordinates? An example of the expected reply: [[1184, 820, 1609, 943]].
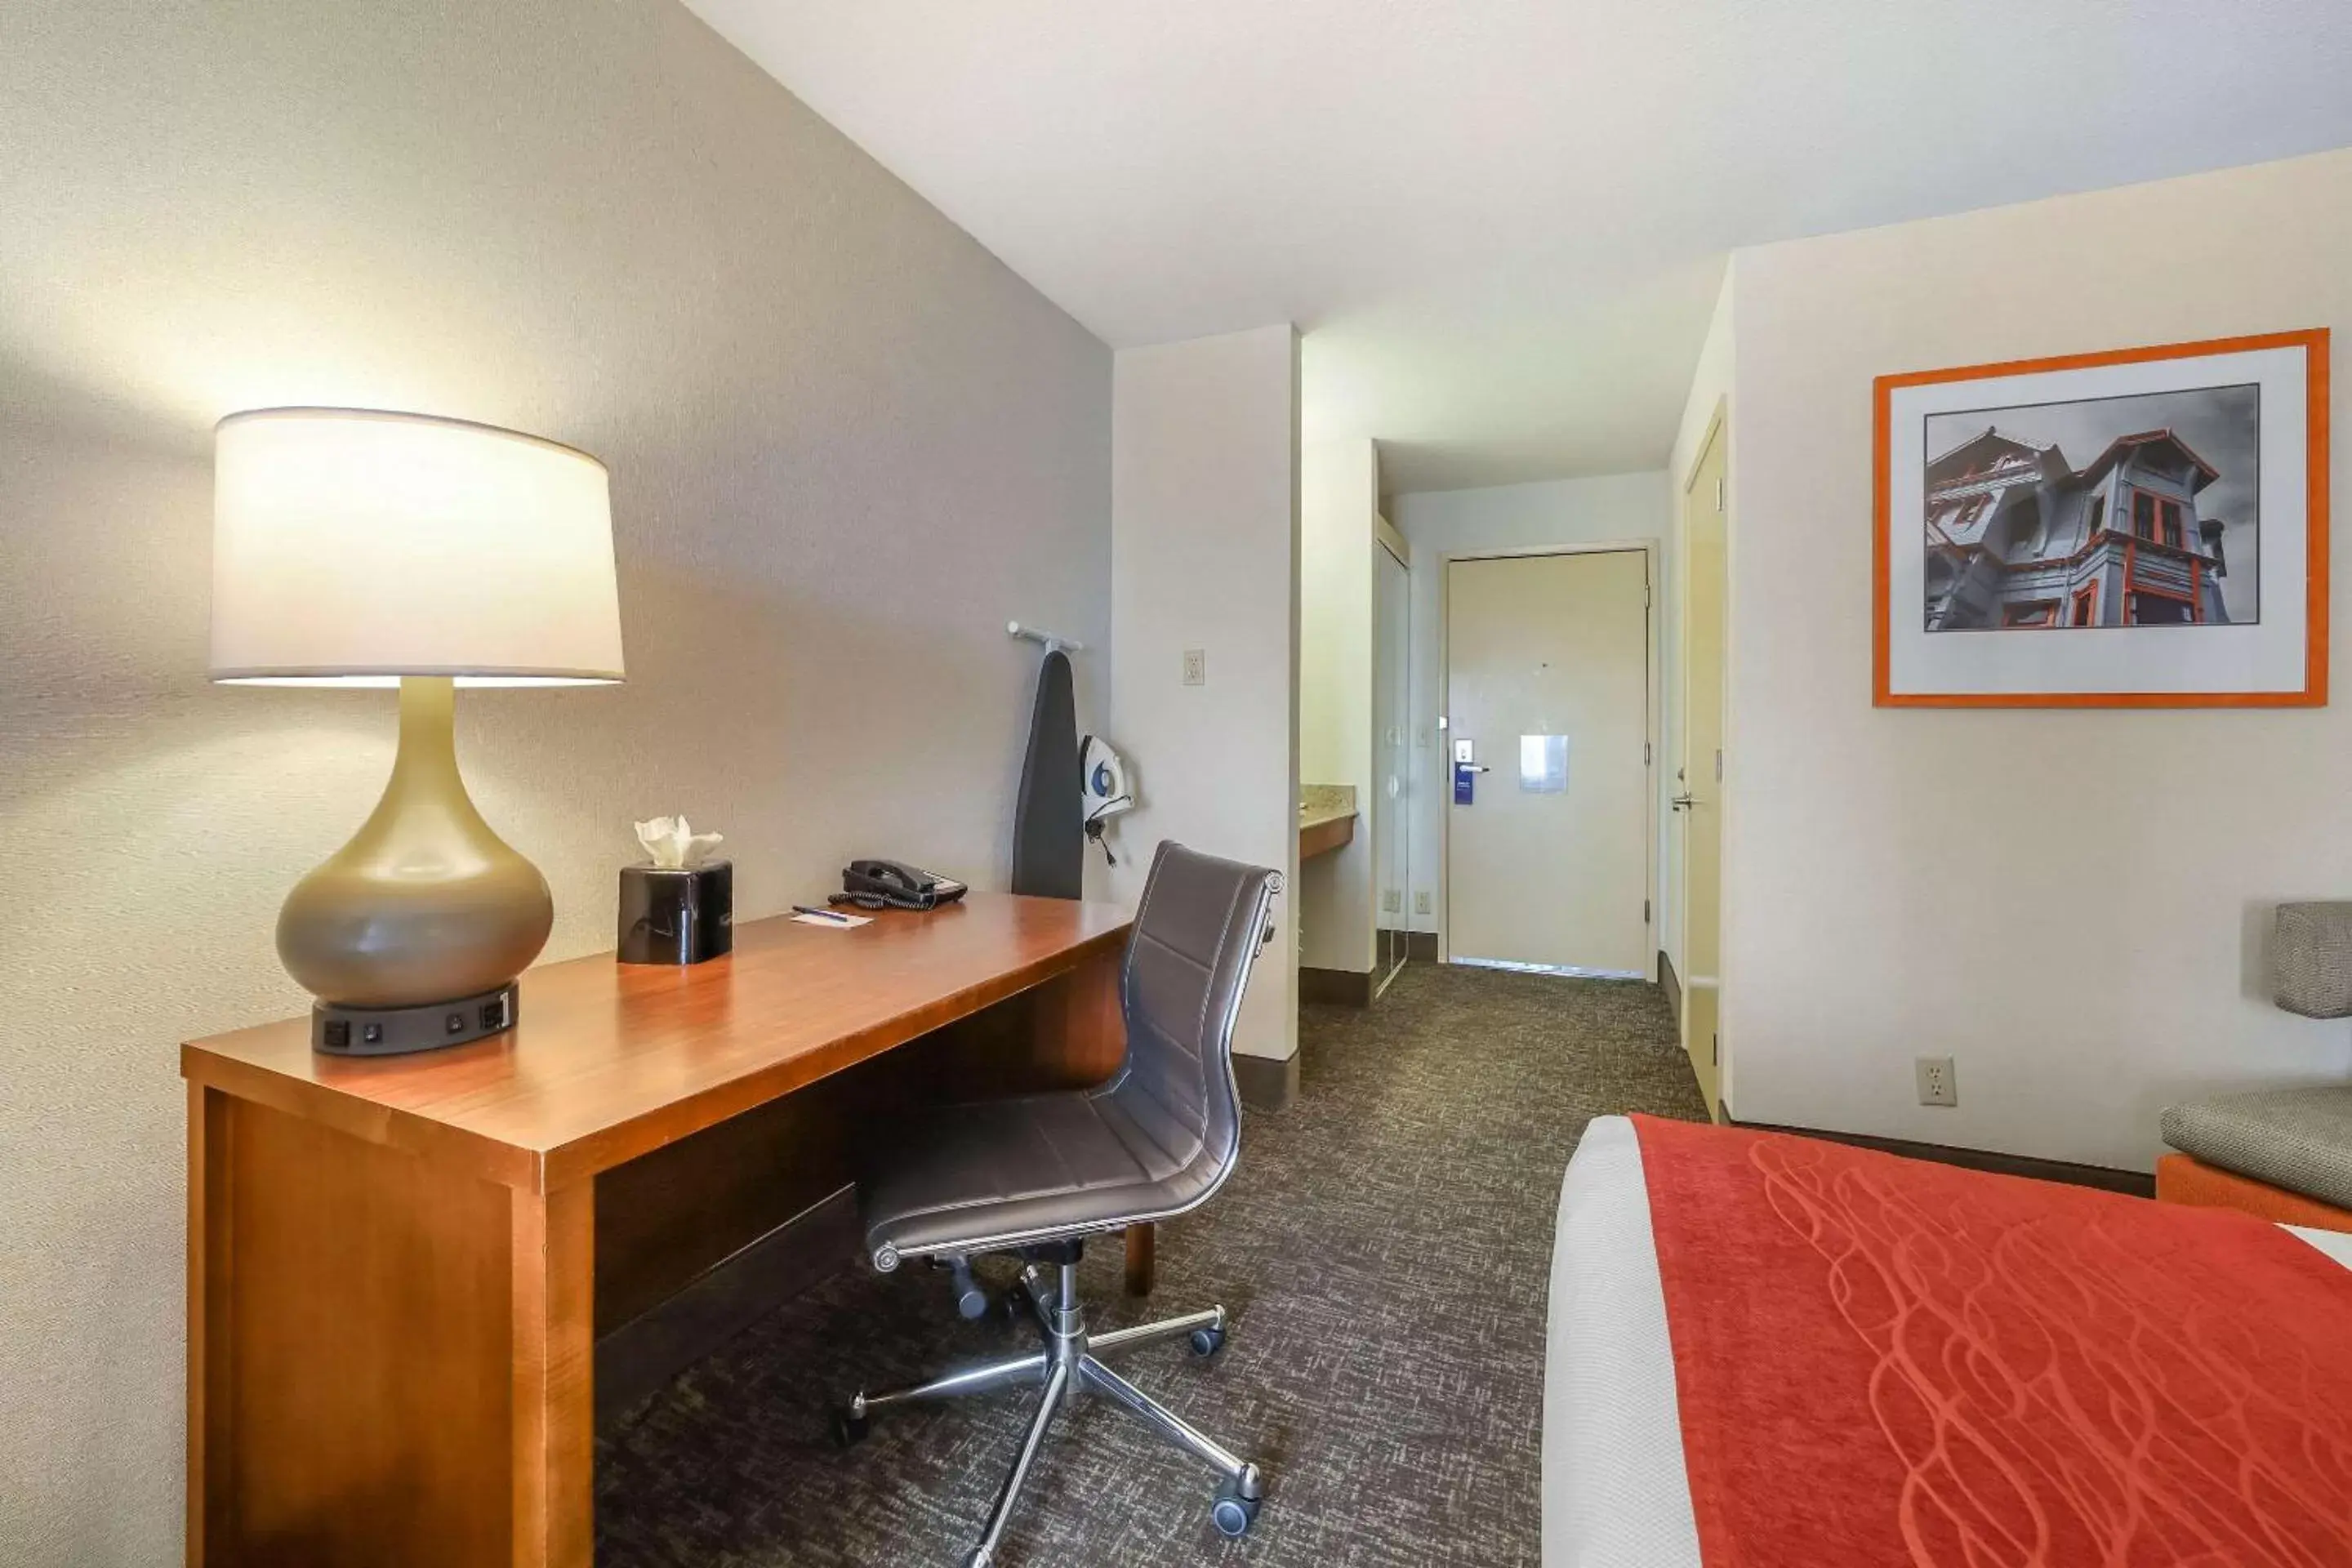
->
[[829, 1405, 869, 1450], [1189, 1324, 1226, 1357], [1209, 1484, 1259, 1538]]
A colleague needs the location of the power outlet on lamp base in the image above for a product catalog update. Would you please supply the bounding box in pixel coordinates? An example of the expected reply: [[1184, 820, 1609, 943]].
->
[[1915, 1056, 1958, 1108]]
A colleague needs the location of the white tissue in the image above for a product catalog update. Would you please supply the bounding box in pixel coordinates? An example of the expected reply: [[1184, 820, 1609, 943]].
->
[[635, 815, 724, 870]]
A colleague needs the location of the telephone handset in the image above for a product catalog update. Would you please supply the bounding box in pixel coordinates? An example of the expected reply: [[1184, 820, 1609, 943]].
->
[[834, 858, 970, 912]]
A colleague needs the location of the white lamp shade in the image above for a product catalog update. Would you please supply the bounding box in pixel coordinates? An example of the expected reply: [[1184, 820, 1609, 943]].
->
[[211, 408, 625, 685]]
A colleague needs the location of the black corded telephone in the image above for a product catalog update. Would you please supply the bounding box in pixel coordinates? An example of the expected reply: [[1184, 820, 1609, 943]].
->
[[832, 858, 970, 912]]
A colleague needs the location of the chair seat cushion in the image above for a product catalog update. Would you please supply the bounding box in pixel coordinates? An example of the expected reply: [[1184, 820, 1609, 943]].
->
[[2158, 1086, 2352, 1209], [860, 1086, 1220, 1263]]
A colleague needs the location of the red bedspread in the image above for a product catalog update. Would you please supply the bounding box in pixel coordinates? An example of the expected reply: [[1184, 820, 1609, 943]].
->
[[1628, 1115, 2352, 1567]]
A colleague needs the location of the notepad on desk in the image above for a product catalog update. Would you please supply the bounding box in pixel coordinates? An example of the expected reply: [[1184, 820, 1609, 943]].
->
[[791, 906, 871, 929]]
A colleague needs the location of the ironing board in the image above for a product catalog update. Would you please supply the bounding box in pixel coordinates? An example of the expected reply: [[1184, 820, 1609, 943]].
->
[[1011, 648, 1083, 899]]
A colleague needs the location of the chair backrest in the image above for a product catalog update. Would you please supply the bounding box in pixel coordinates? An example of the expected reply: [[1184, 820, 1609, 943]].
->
[[1102, 842, 1281, 1196]]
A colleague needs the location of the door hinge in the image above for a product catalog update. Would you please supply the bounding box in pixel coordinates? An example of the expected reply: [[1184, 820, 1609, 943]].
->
[[1712, 1031, 1720, 1066], [1715, 748, 1723, 782], [1715, 477, 1725, 513], [1643, 741, 1652, 765], [1643, 899, 1651, 924]]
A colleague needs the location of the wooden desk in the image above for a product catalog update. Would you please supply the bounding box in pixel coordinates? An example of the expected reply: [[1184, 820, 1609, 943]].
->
[[183, 893, 1138, 1567]]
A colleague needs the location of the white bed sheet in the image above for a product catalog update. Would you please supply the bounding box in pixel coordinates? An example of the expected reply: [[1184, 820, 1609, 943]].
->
[[1541, 1116, 1700, 1568], [1539, 1115, 2352, 1568]]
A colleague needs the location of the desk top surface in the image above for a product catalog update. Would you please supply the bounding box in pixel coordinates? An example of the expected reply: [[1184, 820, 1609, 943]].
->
[[183, 893, 1132, 1191]]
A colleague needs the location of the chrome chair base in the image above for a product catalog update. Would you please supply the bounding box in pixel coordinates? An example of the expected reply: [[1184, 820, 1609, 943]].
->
[[835, 1259, 1265, 1565]]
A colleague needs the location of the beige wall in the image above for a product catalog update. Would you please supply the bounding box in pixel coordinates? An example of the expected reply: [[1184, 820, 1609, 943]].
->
[[1723, 149, 2352, 1172], [1108, 326, 1302, 1061], [1298, 437, 1378, 973], [1668, 262, 1735, 497], [0, 1, 1110, 1557]]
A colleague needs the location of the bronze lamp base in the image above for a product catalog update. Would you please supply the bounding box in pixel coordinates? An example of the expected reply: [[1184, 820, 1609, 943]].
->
[[277, 675, 553, 1052]]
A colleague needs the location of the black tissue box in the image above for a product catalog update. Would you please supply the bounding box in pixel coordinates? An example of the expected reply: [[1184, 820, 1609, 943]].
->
[[617, 860, 733, 965]]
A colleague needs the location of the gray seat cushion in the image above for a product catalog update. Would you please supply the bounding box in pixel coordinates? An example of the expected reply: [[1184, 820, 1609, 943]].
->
[[860, 1087, 1224, 1263], [859, 843, 1276, 1267], [2159, 1086, 2352, 1209], [2273, 902, 2352, 1018]]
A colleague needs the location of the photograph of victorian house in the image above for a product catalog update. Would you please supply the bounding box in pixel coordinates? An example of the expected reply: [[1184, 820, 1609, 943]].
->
[[1922, 384, 2260, 630]]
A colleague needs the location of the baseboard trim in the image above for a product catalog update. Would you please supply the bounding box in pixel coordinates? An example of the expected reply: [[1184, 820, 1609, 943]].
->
[[1299, 966, 1373, 1007], [1725, 1111, 2154, 1197], [595, 1183, 862, 1423], [1658, 951, 1681, 1027], [1405, 931, 1438, 961], [1234, 1049, 1300, 1111]]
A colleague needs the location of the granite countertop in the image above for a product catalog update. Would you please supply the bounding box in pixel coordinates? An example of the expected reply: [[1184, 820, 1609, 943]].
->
[[1298, 783, 1357, 834]]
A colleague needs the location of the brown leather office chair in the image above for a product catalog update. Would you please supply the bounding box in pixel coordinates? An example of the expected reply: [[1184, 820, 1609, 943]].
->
[[831, 841, 1281, 1566]]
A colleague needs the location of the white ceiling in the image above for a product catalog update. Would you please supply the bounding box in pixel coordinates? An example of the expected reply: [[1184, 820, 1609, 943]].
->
[[684, 0, 2352, 494]]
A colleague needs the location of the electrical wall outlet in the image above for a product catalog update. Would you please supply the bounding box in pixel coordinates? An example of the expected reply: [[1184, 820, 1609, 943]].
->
[[1181, 648, 1205, 686], [1381, 889, 1401, 913], [1915, 1055, 1958, 1107], [1414, 890, 1432, 915]]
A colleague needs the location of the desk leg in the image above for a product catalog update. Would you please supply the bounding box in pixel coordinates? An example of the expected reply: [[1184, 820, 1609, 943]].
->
[[1124, 1223, 1156, 1297], [510, 1183, 595, 1568], [183, 1089, 595, 1568], [186, 1085, 230, 1566]]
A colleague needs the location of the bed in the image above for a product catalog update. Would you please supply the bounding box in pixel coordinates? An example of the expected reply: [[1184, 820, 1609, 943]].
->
[[1544, 1115, 2352, 1566]]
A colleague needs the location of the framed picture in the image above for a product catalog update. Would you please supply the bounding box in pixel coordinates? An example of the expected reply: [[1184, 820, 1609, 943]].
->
[[1874, 329, 2328, 707]]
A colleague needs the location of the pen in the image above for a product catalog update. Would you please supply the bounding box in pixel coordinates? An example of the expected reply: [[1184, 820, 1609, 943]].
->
[[792, 904, 856, 924]]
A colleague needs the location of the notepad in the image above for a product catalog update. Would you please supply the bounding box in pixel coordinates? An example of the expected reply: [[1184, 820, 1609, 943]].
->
[[792, 911, 871, 929]]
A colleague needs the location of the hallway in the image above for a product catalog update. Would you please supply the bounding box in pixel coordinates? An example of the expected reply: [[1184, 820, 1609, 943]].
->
[[597, 965, 1710, 1567]]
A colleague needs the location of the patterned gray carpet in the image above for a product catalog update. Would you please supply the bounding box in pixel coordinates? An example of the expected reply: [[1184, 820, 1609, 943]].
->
[[596, 963, 1708, 1567]]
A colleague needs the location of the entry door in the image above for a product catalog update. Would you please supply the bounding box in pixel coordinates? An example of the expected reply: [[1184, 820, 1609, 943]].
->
[[1446, 550, 1650, 975], [1678, 423, 1727, 1117]]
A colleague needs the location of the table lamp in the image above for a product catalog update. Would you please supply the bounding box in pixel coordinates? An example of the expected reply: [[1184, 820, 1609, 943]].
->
[[212, 408, 624, 1055]]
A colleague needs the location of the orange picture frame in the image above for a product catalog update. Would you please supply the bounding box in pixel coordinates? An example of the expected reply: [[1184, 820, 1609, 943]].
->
[[1873, 328, 2329, 707]]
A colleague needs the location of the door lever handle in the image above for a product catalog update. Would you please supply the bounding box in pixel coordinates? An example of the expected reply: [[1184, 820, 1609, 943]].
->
[[1670, 793, 1695, 811]]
